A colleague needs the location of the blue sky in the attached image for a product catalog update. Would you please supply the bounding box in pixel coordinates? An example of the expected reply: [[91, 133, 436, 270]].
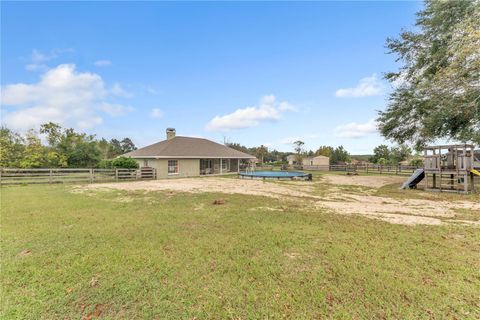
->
[[1, 1, 421, 154]]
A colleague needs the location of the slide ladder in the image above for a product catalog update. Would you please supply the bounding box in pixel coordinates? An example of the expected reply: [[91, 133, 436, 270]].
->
[[400, 169, 425, 189]]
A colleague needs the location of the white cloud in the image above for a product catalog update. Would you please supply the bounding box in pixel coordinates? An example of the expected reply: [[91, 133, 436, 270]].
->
[[335, 74, 384, 97], [1, 64, 131, 130], [24, 48, 73, 72], [334, 119, 378, 138], [99, 103, 134, 117], [146, 86, 159, 95], [280, 137, 303, 144], [205, 95, 296, 131], [110, 83, 133, 98], [150, 108, 163, 118], [94, 60, 112, 67]]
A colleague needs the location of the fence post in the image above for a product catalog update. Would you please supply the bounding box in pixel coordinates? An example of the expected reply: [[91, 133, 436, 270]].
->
[[49, 169, 53, 183], [115, 168, 118, 181], [89, 168, 94, 183]]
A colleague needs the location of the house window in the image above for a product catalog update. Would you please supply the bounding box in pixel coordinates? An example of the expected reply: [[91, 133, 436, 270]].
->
[[143, 160, 149, 167], [221, 159, 229, 171], [168, 160, 178, 174]]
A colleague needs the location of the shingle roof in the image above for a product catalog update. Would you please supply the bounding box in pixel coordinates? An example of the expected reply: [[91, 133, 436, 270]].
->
[[124, 136, 255, 159]]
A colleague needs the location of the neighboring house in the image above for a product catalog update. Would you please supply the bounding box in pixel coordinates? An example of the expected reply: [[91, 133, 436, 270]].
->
[[302, 155, 330, 167], [124, 128, 255, 179], [350, 159, 370, 166], [287, 154, 299, 165]]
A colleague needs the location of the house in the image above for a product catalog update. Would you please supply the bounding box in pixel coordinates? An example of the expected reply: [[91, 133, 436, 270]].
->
[[287, 154, 299, 165], [302, 155, 330, 167], [124, 128, 255, 178], [350, 159, 370, 166]]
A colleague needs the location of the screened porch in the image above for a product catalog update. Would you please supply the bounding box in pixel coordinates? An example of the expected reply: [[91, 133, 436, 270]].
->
[[200, 159, 242, 175]]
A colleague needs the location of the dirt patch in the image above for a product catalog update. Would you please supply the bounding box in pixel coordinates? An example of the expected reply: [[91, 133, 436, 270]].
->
[[78, 176, 479, 227], [317, 194, 480, 225], [323, 174, 405, 188], [81, 177, 316, 200], [248, 206, 285, 212]]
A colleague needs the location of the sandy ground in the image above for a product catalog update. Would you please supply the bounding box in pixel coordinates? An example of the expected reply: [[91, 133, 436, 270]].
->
[[316, 194, 480, 226], [80, 174, 479, 226], [322, 174, 405, 188], [84, 177, 316, 199]]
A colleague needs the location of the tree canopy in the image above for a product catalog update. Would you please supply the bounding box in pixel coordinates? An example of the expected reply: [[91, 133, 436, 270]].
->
[[378, 0, 480, 149], [0, 123, 137, 168], [369, 144, 412, 165]]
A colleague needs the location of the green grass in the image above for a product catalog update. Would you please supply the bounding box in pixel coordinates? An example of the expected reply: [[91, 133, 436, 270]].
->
[[1, 185, 480, 319]]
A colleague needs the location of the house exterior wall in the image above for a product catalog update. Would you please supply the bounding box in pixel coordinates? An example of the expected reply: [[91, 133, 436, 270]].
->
[[134, 158, 200, 179], [287, 155, 298, 165], [302, 156, 329, 166], [133, 158, 244, 179]]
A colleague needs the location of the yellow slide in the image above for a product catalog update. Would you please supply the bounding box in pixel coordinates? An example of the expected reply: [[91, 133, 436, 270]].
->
[[471, 169, 480, 176]]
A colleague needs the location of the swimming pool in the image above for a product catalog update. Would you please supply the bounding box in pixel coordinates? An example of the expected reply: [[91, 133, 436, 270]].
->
[[239, 171, 311, 180]]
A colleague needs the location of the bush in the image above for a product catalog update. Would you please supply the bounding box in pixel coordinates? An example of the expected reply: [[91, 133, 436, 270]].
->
[[111, 156, 139, 169], [98, 159, 113, 169], [409, 158, 424, 167], [377, 158, 387, 165]]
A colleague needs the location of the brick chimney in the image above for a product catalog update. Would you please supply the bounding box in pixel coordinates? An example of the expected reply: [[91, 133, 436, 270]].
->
[[166, 128, 176, 140]]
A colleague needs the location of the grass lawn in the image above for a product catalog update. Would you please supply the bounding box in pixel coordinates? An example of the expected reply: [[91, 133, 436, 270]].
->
[[1, 184, 479, 319]]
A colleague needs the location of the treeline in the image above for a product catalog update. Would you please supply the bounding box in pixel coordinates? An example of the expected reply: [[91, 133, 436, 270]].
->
[[227, 141, 420, 166], [0, 122, 138, 168], [226, 142, 351, 165], [369, 144, 421, 166]]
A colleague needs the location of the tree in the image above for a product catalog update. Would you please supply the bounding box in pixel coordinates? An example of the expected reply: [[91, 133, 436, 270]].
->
[[19, 131, 46, 168], [378, 0, 480, 148], [40, 122, 63, 147], [109, 139, 123, 157], [255, 145, 268, 164], [370, 145, 391, 164], [377, 158, 387, 166], [293, 140, 305, 164], [315, 146, 333, 157], [120, 138, 136, 153], [370, 144, 411, 165], [389, 145, 412, 165], [409, 158, 424, 167], [0, 127, 25, 167], [330, 146, 350, 165], [97, 138, 112, 159]]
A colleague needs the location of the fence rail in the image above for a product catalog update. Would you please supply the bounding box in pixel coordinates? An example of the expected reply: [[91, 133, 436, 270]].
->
[[256, 164, 421, 176], [0, 167, 156, 185]]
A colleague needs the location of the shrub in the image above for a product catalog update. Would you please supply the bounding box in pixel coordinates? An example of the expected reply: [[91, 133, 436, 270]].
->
[[409, 158, 424, 167], [98, 159, 113, 169], [377, 158, 387, 165], [111, 156, 139, 169]]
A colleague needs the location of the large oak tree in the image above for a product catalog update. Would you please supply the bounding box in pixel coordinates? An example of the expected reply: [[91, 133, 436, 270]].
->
[[378, 0, 480, 149]]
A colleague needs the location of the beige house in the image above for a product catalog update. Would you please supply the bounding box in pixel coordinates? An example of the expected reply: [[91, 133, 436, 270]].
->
[[124, 128, 255, 179], [302, 155, 330, 168], [286, 154, 299, 165]]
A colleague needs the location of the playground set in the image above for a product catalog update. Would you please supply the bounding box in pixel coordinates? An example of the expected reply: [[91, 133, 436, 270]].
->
[[401, 144, 480, 194]]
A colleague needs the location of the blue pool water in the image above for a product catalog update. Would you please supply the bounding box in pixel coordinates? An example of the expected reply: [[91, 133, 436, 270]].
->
[[239, 171, 308, 179]]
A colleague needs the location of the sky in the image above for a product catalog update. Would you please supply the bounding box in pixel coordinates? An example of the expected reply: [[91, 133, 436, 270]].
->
[[1, 1, 422, 154]]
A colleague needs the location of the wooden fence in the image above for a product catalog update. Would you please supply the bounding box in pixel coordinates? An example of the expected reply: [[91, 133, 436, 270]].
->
[[256, 164, 421, 176], [324, 164, 420, 176], [0, 167, 156, 185]]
